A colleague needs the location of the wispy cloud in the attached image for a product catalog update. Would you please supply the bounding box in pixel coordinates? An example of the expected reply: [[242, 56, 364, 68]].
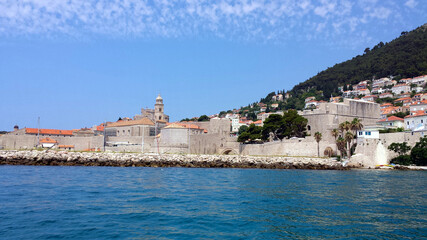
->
[[0, 0, 423, 43]]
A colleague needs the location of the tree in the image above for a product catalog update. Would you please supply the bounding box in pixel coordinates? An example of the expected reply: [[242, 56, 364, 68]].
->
[[238, 125, 248, 135], [198, 115, 210, 122], [314, 132, 322, 157], [410, 137, 427, 166], [331, 129, 339, 140], [345, 131, 354, 158], [281, 110, 308, 138], [261, 114, 285, 141], [336, 137, 346, 160], [364, 47, 370, 54], [237, 124, 263, 143], [324, 147, 334, 157], [118, 117, 122, 121], [388, 142, 412, 156], [351, 118, 363, 134], [338, 121, 350, 135]]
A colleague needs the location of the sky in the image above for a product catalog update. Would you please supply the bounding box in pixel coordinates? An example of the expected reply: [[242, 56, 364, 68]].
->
[[0, 0, 426, 131]]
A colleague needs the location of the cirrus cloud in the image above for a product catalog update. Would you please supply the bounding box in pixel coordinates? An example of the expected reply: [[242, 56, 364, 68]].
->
[[0, 0, 423, 43]]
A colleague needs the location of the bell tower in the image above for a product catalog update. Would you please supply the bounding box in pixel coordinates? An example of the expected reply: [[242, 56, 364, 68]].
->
[[154, 94, 164, 121]]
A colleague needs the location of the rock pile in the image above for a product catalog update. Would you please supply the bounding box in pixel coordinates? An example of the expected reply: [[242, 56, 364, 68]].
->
[[0, 150, 349, 170]]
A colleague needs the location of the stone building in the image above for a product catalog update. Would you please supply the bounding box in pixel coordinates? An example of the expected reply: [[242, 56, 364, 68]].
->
[[302, 99, 380, 141], [134, 94, 169, 123]]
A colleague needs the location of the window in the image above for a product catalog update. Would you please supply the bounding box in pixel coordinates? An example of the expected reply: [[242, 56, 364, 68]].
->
[[359, 131, 362, 136]]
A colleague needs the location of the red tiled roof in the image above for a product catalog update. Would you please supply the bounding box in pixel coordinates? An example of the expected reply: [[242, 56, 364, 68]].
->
[[106, 118, 154, 127], [58, 145, 74, 148], [378, 116, 404, 122], [39, 137, 57, 143], [405, 110, 427, 118], [26, 128, 73, 136], [165, 122, 204, 130], [395, 97, 412, 102], [381, 107, 398, 115]]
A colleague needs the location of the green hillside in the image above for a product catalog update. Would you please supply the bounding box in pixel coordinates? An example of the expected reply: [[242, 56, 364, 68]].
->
[[291, 23, 427, 100], [207, 23, 427, 121]]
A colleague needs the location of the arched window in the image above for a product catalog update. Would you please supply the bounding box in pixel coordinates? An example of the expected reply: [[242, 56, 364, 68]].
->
[[307, 125, 311, 131]]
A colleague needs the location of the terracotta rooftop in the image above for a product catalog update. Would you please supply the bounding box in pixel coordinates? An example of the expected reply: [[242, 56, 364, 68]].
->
[[106, 118, 154, 127], [58, 145, 74, 148], [165, 123, 203, 130], [405, 110, 427, 118], [26, 128, 74, 136], [378, 116, 404, 122], [39, 137, 57, 143]]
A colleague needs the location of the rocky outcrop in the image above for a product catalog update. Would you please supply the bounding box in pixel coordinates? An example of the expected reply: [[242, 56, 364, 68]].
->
[[0, 150, 349, 170]]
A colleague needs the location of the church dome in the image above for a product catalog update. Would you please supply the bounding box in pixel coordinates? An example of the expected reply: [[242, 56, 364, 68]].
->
[[156, 94, 163, 100]]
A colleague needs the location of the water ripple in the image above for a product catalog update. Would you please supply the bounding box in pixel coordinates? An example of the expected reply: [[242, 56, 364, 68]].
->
[[0, 166, 426, 239]]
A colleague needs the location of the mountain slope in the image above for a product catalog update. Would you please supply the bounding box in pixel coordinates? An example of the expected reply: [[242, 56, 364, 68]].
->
[[291, 23, 427, 98]]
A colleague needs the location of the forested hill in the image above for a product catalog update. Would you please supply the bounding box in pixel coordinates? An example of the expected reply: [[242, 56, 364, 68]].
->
[[291, 23, 427, 98]]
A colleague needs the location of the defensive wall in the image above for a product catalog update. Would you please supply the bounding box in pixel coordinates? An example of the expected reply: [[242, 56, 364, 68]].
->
[[240, 136, 336, 157], [303, 99, 380, 141], [0, 134, 103, 151]]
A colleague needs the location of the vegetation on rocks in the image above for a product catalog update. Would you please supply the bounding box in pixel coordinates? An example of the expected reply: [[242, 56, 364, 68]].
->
[[389, 137, 427, 166]]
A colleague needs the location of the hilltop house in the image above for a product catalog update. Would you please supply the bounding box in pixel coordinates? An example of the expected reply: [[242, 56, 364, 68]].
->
[[392, 84, 410, 95], [404, 110, 427, 131], [377, 116, 404, 128]]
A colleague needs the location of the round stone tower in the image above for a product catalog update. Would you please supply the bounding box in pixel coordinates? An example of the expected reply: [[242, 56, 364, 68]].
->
[[154, 94, 164, 121]]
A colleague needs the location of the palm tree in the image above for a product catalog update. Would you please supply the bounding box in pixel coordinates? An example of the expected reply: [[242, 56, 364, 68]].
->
[[314, 132, 322, 157], [338, 121, 350, 136], [345, 131, 354, 158], [336, 137, 346, 160], [331, 129, 339, 140], [324, 147, 334, 157], [338, 122, 346, 136], [351, 118, 363, 136]]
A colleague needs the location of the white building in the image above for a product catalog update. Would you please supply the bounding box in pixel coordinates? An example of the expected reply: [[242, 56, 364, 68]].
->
[[410, 101, 427, 112], [404, 111, 427, 131], [377, 116, 404, 128], [392, 84, 410, 95], [357, 127, 380, 139]]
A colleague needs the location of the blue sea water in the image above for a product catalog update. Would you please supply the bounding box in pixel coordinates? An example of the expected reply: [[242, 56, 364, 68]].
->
[[0, 166, 426, 239]]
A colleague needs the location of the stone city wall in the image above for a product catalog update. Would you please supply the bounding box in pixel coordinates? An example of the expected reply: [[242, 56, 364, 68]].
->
[[240, 136, 336, 157], [0, 134, 103, 151]]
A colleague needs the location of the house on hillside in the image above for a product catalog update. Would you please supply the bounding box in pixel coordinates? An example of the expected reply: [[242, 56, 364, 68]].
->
[[377, 116, 404, 128], [392, 84, 410, 95], [404, 111, 427, 131], [379, 92, 393, 99]]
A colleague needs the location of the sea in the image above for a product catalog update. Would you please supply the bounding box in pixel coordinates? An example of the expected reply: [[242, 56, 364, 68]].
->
[[0, 165, 426, 239]]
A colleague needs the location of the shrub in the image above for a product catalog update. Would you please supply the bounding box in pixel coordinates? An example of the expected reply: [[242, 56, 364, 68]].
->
[[390, 155, 412, 165], [410, 136, 427, 166]]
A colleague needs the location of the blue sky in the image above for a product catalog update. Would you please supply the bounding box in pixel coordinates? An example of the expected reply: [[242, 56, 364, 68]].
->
[[0, 0, 426, 130]]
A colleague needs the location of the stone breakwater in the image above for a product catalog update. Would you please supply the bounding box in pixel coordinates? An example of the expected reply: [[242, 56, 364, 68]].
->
[[0, 150, 349, 170]]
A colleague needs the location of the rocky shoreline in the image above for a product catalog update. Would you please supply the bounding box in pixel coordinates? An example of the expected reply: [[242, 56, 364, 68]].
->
[[0, 150, 349, 170]]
